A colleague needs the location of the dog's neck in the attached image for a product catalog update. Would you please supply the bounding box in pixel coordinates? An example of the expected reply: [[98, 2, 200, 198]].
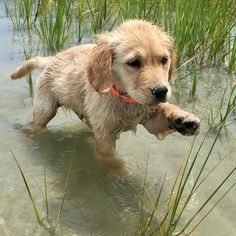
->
[[111, 85, 137, 104]]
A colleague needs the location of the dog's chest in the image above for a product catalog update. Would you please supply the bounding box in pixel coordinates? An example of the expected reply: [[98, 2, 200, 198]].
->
[[113, 106, 146, 135]]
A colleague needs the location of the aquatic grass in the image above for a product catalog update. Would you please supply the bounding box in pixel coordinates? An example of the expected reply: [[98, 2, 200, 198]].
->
[[86, 0, 118, 33], [23, 48, 33, 97], [55, 159, 72, 228], [33, 0, 42, 26], [193, 152, 232, 194], [173, 0, 236, 67], [138, 135, 197, 235], [141, 133, 235, 236], [166, 125, 229, 235], [218, 84, 236, 126], [75, 0, 86, 43], [11, 151, 42, 223], [35, 0, 74, 53], [44, 161, 49, 219], [175, 168, 236, 236], [190, 67, 197, 98], [139, 86, 236, 235], [138, 153, 151, 233], [141, 174, 166, 236], [20, 0, 35, 29], [228, 35, 236, 71], [187, 181, 236, 235], [164, 95, 234, 234], [118, 0, 157, 22], [5, 0, 236, 71], [12, 151, 73, 234], [209, 84, 236, 129], [4, 0, 22, 29], [6, 0, 35, 29]]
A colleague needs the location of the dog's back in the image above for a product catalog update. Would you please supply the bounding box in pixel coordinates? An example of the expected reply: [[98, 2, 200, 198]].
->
[[11, 44, 95, 80]]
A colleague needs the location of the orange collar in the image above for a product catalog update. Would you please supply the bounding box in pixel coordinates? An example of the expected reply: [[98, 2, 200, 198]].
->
[[111, 85, 137, 104]]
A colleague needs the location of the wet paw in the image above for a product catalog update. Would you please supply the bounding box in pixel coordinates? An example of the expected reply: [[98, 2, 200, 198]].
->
[[171, 113, 200, 136]]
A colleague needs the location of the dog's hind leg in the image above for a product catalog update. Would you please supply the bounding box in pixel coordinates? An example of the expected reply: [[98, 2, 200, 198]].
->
[[30, 79, 58, 132], [32, 95, 57, 132]]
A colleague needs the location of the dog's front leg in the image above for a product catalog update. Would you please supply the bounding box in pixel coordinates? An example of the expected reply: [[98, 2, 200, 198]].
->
[[143, 103, 200, 140], [95, 134, 130, 176]]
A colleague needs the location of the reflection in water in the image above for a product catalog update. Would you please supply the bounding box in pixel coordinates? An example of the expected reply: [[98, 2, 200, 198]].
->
[[29, 128, 145, 235]]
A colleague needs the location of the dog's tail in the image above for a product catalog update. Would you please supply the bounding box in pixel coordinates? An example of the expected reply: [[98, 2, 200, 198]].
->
[[11, 56, 51, 80]]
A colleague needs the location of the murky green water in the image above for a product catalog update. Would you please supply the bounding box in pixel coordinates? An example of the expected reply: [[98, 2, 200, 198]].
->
[[0, 3, 236, 236]]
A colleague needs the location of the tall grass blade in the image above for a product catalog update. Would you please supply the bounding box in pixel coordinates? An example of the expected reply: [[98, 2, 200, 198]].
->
[[142, 174, 166, 235], [44, 161, 49, 219], [193, 152, 231, 193], [176, 168, 236, 235], [139, 152, 150, 232], [186, 181, 236, 235], [55, 159, 72, 227], [11, 151, 42, 223], [23, 48, 33, 97]]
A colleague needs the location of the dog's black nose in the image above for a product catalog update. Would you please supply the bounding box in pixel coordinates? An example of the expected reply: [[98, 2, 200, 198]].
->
[[151, 86, 168, 102]]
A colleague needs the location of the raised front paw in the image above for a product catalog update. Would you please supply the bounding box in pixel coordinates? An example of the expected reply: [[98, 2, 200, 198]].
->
[[170, 112, 200, 136]]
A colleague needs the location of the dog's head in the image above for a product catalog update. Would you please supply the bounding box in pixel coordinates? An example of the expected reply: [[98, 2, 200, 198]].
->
[[88, 20, 176, 105]]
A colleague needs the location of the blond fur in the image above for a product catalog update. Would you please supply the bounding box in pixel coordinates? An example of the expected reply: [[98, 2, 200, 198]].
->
[[11, 20, 200, 175]]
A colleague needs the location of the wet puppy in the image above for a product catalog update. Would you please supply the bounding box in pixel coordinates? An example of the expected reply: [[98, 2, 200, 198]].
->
[[11, 20, 200, 175]]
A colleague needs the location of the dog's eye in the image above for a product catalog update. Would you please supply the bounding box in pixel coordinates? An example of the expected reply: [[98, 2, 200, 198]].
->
[[127, 59, 141, 68], [160, 57, 168, 65]]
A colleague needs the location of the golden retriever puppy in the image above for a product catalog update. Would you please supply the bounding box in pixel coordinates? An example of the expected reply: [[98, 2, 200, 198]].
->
[[11, 20, 200, 175]]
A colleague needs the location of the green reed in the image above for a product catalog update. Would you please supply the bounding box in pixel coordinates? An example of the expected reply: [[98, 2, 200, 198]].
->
[[4, 0, 236, 71], [35, 0, 74, 52], [228, 36, 236, 71], [23, 49, 34, 97], [75, 0, 85, 43], [4, 0, 35, 29], [11, 151, 42, 224], [12, 151, 72, 234], [86, 0, 116, 33]]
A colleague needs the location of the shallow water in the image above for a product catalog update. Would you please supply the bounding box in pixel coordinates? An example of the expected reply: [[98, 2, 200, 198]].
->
[[0, 3, 236, 236]]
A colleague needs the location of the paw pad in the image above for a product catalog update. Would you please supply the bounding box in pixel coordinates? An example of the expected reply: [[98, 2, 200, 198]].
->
[[174, 115, 200, 136]]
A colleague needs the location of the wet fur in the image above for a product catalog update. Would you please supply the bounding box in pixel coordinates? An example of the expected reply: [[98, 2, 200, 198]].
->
[[11, 20, 200, 175]]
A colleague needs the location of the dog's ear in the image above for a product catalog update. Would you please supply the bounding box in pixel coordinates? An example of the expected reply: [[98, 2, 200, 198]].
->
[[168, 43, 176, 80], [87, 41, 113, 94]]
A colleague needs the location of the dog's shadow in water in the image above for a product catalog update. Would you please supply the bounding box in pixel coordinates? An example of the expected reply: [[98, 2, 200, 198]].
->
[[29, 125, 148, 236]]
